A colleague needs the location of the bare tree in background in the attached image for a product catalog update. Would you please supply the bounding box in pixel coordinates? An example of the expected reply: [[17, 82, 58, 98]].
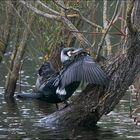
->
[[0, 0, 13, 62]]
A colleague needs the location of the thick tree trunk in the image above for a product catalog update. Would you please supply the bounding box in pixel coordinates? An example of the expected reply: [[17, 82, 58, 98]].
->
[[41, 1, 140, 128]]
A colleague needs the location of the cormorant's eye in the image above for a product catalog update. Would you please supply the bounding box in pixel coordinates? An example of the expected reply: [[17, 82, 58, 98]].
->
[[67, 51, 72, 57], [66, 49, 75, 57]]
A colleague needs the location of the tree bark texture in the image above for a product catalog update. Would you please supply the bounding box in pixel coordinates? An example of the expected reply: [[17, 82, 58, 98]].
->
[[4, 15, 33, 98], [41, 0, 140, 128]]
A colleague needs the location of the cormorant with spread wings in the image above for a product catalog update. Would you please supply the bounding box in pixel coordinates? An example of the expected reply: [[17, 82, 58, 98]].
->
[[17, 48, 108, 105]]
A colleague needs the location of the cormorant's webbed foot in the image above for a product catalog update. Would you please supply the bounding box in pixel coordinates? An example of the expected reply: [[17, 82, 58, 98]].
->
[[56, 101, 70, 111], [63, 100, 70, 109], [55, 103, 59, 109]]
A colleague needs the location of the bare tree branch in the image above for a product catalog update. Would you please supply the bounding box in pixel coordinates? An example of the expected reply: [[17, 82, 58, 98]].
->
[[106, 18, 126, 36], [9, 2, 36, 38], [103, 0, 112, 57], [19, 0, 92, 49], [126, 0, 136, 34], [0, 0, 13, 63], [19, 0, 59, 20], [36, 0, 60, 15], [53, 0, 103, 30], [96, 0, 120, 60], [70, 30, 124, 36], [5, 13, 34, 98]]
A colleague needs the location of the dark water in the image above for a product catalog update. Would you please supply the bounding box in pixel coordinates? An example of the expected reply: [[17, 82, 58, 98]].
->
[[0, 87, 139, 140], [0, 55, 140, 140]]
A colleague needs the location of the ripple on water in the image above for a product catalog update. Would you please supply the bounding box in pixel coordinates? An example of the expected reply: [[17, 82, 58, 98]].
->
[[0, 89, 139, 139], [0, 135, 7, 139]]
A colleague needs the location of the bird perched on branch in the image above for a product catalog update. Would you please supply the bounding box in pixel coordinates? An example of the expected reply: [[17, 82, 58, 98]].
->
[[17, 47, 108, 108]]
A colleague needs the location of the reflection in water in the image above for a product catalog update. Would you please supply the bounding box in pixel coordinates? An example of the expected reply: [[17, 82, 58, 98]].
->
[[0, 92, 139, 139], [0, 56, 140, 139]]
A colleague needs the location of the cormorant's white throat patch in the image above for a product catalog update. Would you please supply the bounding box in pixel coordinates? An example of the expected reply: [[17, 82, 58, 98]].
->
[[56, 87, 66, 95]]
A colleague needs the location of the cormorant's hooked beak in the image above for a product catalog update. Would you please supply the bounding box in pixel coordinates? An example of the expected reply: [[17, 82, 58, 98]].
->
[[61, 47, 84, 63], [71, 48, 84, 56]]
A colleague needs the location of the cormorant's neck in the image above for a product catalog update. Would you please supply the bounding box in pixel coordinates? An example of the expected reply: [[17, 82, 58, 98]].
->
[[62, 59, 73, 67], [62, 52, 89, 67]]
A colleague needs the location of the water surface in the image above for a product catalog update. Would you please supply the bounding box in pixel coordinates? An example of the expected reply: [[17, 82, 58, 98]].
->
[[0, 88, 139, 140], [0, 54, 140, 140]]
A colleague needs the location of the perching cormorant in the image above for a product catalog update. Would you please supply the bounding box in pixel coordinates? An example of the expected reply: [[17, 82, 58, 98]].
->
[[16, 48, 108, 105]]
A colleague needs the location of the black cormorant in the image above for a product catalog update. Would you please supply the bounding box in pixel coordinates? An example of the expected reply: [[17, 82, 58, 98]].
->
[[16, 48, 108, 105]]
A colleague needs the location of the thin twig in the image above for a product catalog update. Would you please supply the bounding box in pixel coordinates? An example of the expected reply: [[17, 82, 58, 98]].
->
[[70, 30, 125, 36], [36, 0, 60, 15], [103, 0, 112, 56], [96, 0, 120, 60], [20, 0, 92, 49], [53, 0, 102, 30], [113, 1, 123, 23], [8, 1, 36, 38], [19, 0, 59, 20], [121, 1, 125, 33], [106, 18, 126, 36]]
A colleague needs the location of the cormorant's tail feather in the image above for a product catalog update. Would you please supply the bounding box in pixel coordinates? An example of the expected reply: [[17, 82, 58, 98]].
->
[[16, 92, 40, 99]]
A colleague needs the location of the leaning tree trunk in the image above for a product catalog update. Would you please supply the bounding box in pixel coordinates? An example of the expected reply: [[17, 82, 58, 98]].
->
[[4, 14, 33, 98], [40, 0, 140, 128]]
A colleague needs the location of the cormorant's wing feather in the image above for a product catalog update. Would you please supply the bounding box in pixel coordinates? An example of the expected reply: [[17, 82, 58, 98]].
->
[[60, 55, 108, 88], [61, 60, 81, 87], [36, 61, 57, 91], [38, 61, 56, 77]]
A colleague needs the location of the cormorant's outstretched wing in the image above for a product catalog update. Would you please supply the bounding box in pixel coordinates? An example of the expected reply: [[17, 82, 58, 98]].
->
[[60, 55, 108, 88]]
